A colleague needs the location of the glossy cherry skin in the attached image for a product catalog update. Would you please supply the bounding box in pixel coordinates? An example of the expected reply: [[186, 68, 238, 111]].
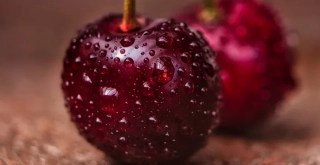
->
[[61, 15, 221, 164], [176, 0, 296, 130]]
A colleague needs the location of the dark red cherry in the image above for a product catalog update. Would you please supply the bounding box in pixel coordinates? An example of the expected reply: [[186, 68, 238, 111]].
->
[[62, 13, 221, 164], [176, 0, 296, 130]]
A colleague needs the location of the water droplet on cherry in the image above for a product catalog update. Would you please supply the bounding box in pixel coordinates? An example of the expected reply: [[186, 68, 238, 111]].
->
[[142, 82, 153, 97], [180, 52, 191, 63], [149, 50, 155, 56], [184, 82, 194, 93], [87, 53, 97, 66], [114, 57, 120, 64], [152, 57, 174, 85], [124, 58, 134, 68], [85, 42, 92, 49], [156, 35, 173, 49], [121, 36, 135, 47], [99, 50, 107, 57]]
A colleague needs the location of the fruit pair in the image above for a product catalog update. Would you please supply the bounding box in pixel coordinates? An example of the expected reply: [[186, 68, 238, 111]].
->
[[61, 0, 295, 164]]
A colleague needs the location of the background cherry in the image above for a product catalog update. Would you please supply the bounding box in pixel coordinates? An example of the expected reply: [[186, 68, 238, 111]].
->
[[176, 0, 296, 130]]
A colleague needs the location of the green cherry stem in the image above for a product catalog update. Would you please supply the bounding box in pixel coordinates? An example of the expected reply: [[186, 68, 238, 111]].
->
[[120, 0, 141, 32], [200, 0, 221, 23], [203, 0, 215, 13]]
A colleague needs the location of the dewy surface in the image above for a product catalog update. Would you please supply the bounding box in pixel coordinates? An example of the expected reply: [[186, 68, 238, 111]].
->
[[61, 15, 221, 164], [0, 0, 320, 164]]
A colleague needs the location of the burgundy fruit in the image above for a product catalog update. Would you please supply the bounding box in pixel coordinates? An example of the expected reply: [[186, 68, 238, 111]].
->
[[61, 14, 221, 164], [176, 0, 296, 130]]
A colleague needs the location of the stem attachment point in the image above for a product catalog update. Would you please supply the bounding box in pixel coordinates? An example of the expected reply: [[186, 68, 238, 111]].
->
[[200, 0, 221, 23], [120, 0, 141, 32]]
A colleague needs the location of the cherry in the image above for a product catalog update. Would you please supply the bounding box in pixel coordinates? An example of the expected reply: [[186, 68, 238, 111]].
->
[[61, 0, 221, 164], [176, 0, 296, 130]]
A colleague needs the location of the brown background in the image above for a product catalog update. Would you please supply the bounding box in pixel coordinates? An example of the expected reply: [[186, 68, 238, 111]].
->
[[0, 0, 319, 164]]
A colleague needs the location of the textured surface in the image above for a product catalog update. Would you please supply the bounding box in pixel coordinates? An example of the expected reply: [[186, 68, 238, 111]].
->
[[61, 15, 221, 164], [0, 0, 320, 164]]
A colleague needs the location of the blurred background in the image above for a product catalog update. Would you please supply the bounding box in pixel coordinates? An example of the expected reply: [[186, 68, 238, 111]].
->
[[0, 0, 319, 164]]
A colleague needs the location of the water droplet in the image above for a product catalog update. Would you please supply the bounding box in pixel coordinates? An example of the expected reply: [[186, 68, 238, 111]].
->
[[161, 22, 169, 31], [65, 81, 69, 86], [174, 27, 183, 34], [121, 36, 135, 47], [178, 67, 185, 77], [105, 36, 113, 41], [124, 58, 134, 68], [87, 53, 97, 65], [100, 87, 119, 97], [194, 53, 202, 61], [85, 42, 92, 49], [180, 52, 191, 63], [156, 35, 173, 49], [75, 57, 81, 63], [189, 42, 200, 50], [99, 50, 107, 57], [180, 22, 187, 27], [184, 82, 194, 93], [141, 52, 145, 55], [192, 62, 200, 70], [100, 65, 109, 75], [120, 49, 126, 54], [118, 137, 127, 145], [149, 50, 155, 56], [190, 99, 196, 104], [93, 43, 100, 50], [114, 57, 120, 64], [105, 44, 110, 48], [152, 57, 174, 85], [148, 142, 154, 149], [135, 100, 142, 109], [119, 117, 128, 125], [201, 87, 208, 93], [144, 58, 149, 63], [83, 72, 92, 83], [100, 87, 119, 111], [142, 30, 151, 35], [189, 32, 196, 38], [135, 45, 139, 49], [142, 82, 153, 97], [170, 89, 177, 97], [148, 116, 157, 123], [143, 42, 148, 46], [154, 100, 159, 106], [96, 117, 102, 123], [77, 94, 83, 101], [203, 62, 215, 77]]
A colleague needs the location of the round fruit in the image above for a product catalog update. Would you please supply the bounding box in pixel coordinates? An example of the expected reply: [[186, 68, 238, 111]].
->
[[176, 0, 296, 130], [61, 1, 221, 164]]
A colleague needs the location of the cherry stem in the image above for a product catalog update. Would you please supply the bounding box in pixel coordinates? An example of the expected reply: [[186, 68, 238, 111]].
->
[[201, 0, 220, 23], [120, 0, 140, 32], [203, 0, 215, 13]]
